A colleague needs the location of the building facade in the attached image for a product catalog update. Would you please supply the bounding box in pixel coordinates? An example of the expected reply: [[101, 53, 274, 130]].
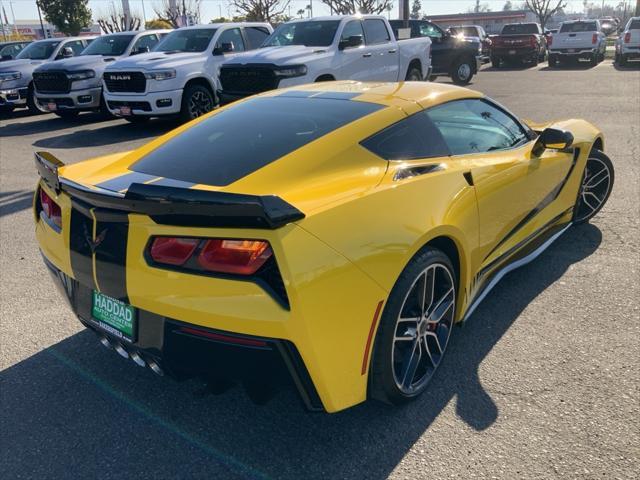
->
[[426, 10, 538, 34]]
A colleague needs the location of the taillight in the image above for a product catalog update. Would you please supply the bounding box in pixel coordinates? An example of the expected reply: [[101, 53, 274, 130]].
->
[[625, 32, 631, 43], [198, 239, 272, 275], [149, 237, 273, 275], [592, 33, 598, 44], [150, 237, 199, 266], [39, 188, 62, 229], [548, 35, 553, 47]]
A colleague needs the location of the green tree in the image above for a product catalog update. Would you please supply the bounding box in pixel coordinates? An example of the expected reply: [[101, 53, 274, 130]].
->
[[410, 0, 422, 19], [37, 0, 92, 36], [146, 19, 173, 29]]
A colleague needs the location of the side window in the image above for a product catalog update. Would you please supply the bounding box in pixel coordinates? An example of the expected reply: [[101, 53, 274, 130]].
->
[[244, 27, 270, 49], [216, 28, 245, 52], [66, 40, 86, 56], [363, 19, 391, 45], [425, 99, 529, 155], [340, 20, 365, 44], [132, 34, 159, 53], [418, 22, 443, 40], [361, 111, 450, 160]]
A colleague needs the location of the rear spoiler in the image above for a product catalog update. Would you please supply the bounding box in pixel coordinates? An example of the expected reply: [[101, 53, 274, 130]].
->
[[35, 151, 305, 229]]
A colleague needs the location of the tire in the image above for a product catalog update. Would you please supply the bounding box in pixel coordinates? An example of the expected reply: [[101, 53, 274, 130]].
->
[[590, 52, 598, 67], [449, 57, 474, 85], [179, 83, 215, 123], [548, 54, 558, 67], [491, 56, 501, 68], [54, 110, 79, 120], [572, 149, 614, 225], [614, 53, 620, 64], [532, 53, 539, 66], [124, 116, 150, 124], [619, 54, 627, 66], [99, 94, 115, 119], [27, 83, 45, 114], [369, 247, 456, 405], [405, 65, 422, 81]]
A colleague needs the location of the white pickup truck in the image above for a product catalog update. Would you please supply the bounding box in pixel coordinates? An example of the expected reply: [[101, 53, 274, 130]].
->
[[102, 23, 273, 122], [615, 17, 640, 66], [548, 19, 606, 67], [218, 15, 431, 104]]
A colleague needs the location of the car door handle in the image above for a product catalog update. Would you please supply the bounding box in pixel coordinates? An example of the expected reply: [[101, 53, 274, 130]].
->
[[388, 49, 397, 54], [362, 53, 372, 58]]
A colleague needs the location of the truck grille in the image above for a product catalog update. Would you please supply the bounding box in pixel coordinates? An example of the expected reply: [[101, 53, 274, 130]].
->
[[104, 72, 146, 93], [219, 66, 280, 95], [33, 71, 70, 94]]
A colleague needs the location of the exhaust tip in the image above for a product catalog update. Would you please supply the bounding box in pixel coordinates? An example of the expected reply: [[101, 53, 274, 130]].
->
[[114, 343, 129, 359], [99, 336, 112, 349], [148, 360, 164, 376], [131, 351, 146, 367]]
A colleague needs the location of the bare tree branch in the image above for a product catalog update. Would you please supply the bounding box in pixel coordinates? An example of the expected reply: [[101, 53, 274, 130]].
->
[[97, 5, 142, 32], [154, 0, 202, 28], [320, 0, 393, 15], [524, 0, 566, 29], [231, 0, 290, 22]]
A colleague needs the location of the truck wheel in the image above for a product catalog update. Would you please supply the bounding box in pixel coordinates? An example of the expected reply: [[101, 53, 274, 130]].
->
[[619, 54, 627, 66], [590, 52, 598, 67], [532, 53, 539, 66], [548, 55, 558, 67], [27, 84, 45, 114], [491, 56, 501, 68], [180, 84, 215, 123], [450, 58, 474, 85], [54, 110, 79, 120], [405, 65, 423, 81]]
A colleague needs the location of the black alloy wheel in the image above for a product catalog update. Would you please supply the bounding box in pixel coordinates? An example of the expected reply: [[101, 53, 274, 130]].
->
[[573, 149, 614, 224]]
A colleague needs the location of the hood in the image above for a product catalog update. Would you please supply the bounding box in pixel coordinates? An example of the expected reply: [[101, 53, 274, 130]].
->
[[224, 46, 333, 66], [0, 58, 42, 75], [35, 55, 119, 75], [106, 51, 205, 71]]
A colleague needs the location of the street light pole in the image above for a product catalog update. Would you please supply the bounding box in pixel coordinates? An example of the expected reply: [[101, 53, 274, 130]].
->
[[36, 0, 46, 38]]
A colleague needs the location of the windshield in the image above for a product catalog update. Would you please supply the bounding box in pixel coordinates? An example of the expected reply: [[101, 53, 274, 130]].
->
[[263, 21, 340, 47], [155, 29, 216, 52], [559, 22, 598, 33], [501, 24, 539, 35], [629, 19, 640, 30], [16, 40, 60, 60], [452, 26, 479, 37], [81, 34, 135, 56]]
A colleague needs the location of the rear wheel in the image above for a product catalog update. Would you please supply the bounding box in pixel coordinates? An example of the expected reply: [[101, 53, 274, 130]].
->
[[491, 56, 501, 68], [619, 54, 628, 66], [450, 57, 474, 85], [573, 149, 614, 224], [590, 52, 598, 67], [180, 83, 215, 123], [548, 54, 558, 67], [370, 248, 456, 405], [405, 65, 422, 81]]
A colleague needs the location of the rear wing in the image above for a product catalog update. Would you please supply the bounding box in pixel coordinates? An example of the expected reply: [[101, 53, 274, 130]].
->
[[35, 151, 305, 229]]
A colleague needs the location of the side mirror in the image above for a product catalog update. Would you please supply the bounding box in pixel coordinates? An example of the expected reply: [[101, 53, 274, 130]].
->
[[533, 127, 574, 155], [214, 42, 235, 55], [60, 46, 74, 59], [132, 46, 150, 55], [338, 35, 363, 50]]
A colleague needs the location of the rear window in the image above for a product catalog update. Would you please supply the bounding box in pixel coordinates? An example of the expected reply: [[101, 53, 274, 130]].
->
[[132, 97, 383, 186], [629, 19, 640, 30], [501, 24, 539, 35], [559, 22, 598, 33]]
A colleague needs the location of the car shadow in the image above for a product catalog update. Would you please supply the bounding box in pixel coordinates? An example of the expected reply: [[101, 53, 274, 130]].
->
[[0, 112, 97, 137], [0, 224, 602, 479], [32, 119, 176, 149], [482, 64, 540, 72], [612, 62, 640, 71], [0, 190, 34, 218], [538, 61, 601, 71]]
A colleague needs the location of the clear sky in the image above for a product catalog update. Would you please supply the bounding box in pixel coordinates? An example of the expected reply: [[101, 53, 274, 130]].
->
[[3, 0, 595, 26]]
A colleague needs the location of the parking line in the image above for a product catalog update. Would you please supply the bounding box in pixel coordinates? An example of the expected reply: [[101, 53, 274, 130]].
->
[[47, 347, 271, 480]]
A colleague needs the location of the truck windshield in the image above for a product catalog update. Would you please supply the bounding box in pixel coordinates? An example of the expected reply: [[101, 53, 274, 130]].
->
[[81, 35, 135, 56], [559, 22, 598, 33], [15, 40, 60, 60], [263, 21, 341, 47], [501, 24, 539, 35], [155, 29, 216, 52]]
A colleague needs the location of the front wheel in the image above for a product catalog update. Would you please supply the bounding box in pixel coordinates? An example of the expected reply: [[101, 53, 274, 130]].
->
[[180, 84, 215, 123], [27, 84, 46, 114], [450, 58, 474, 85], [370, 247, 456, 405], [573, 149, 614, 224]]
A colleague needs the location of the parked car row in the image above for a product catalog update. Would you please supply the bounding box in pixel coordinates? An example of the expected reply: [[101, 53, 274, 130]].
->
[[0, 40, 31, 61], [615, 17, 640, 66]]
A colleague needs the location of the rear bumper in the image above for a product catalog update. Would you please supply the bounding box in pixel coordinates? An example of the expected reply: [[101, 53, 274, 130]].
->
[[0, 87, 28, 106], [42, 255, 325, 411], [36, 87, 102, 111], [620, 46, 640, 59], [104, 89, 183, 116], [492, 47, 538, 59], [549, 47, 598, 58]]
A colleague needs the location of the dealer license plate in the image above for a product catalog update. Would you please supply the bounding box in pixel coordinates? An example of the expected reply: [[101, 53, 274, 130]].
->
[[119, 105, 131, 116], [568, 49, 576, 53], [91, 290, 136, 342], [47, 102, 57, 111]]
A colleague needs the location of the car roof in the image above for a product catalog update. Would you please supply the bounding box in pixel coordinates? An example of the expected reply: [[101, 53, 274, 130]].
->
[[258, 81, 483, 110], [181, 23, 269, 30], [288, 15, 387, 22]]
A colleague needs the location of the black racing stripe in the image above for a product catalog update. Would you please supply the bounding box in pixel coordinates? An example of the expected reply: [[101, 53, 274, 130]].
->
[[147, 178, 197, 188], [483, 148, 581, 261], [95, 172, 159, 192], [93, 209, 129, 302], [69, 201, 97, 291]]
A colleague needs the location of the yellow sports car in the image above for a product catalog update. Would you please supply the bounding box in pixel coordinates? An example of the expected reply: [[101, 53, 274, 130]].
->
[[34, 81, 614, 413]]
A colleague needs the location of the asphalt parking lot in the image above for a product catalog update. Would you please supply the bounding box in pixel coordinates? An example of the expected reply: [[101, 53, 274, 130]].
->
[[1, 60, 639, 479]]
